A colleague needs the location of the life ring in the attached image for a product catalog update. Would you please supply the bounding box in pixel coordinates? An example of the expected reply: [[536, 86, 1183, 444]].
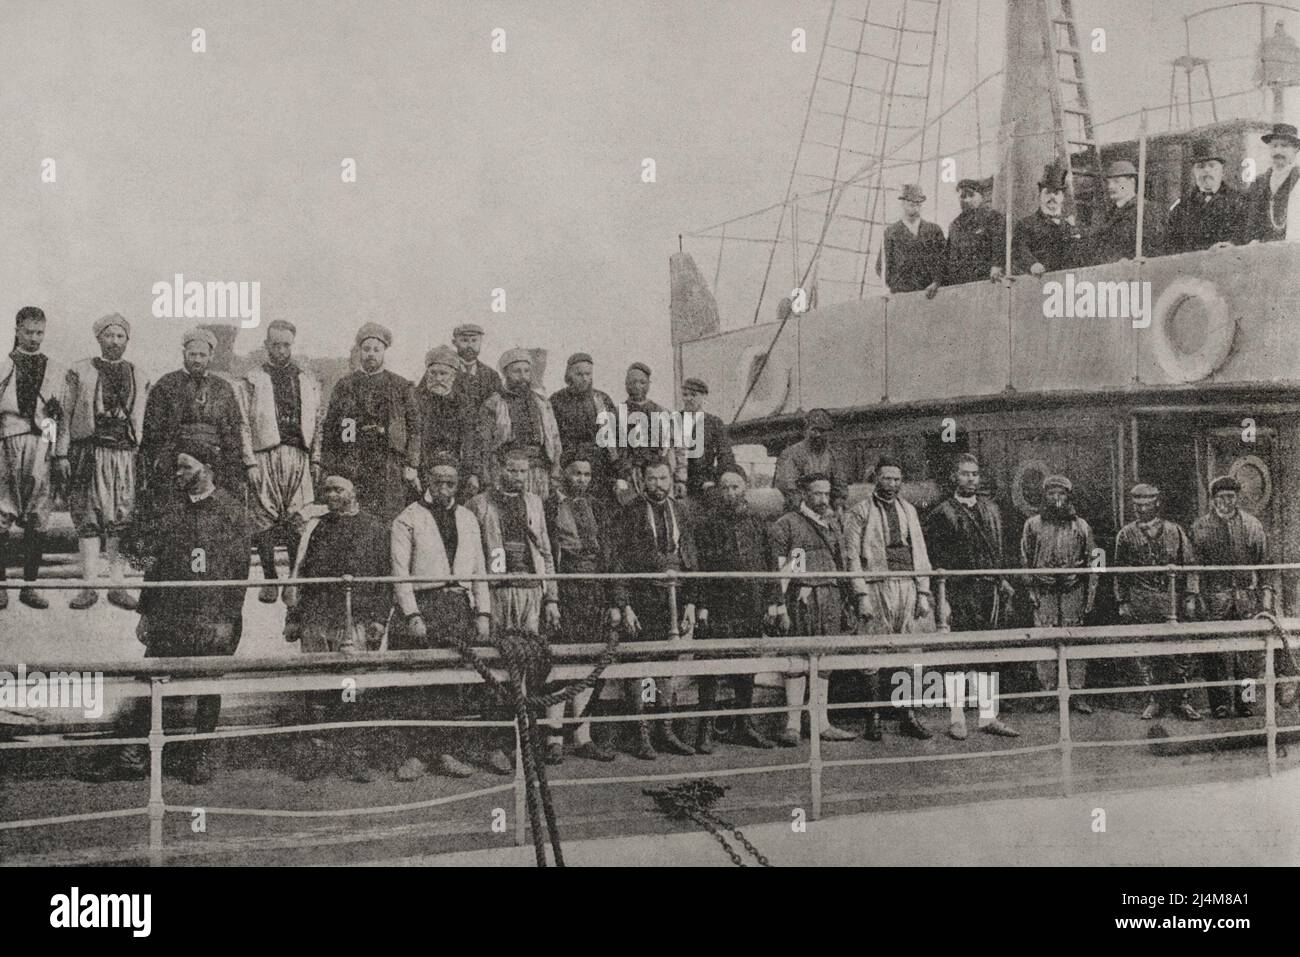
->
[[1011, 458, 1053, 516], [733, 343, 792, 420], [1229, 454, 1272, 510], [1148, 276, 1235, 383]]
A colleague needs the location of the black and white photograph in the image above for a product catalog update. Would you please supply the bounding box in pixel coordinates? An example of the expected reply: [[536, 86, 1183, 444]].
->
[[0, 0, 1292, 919]]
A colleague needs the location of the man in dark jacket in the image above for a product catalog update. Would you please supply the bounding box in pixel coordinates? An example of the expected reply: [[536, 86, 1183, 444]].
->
[[1012, 163, 1086, 275], [944, 177, 1006, 285], [548, 352, 619, 501], [680, 377, 736, 503], [875, 183, 946, 296], [412, 345, 478, 499], [451, 322, 502, 414], [1165, 139, 1247, 253], [1244, 122, 1300, 243], [1087, 159, 1164, 264]]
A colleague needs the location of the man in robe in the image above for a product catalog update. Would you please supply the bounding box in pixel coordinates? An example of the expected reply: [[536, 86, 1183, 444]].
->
[[475, 349, 563, 500]]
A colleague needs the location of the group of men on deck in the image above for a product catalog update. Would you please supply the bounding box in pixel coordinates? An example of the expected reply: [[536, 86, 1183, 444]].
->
[[875, 123, 1300, 294]]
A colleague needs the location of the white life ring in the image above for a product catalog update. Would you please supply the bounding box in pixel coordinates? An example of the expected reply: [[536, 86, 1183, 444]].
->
[[1011, 458, 1053, 516], [1148, 276, 1235, 383], [1229, 454, 1272, 511], [734, 343, 792, 420]]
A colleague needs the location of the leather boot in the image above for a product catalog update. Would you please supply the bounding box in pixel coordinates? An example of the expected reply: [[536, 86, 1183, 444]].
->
[[629, 687, 656, 760], [657, 686, 695, 756], [734, 678, 775, 748], [695, 677, 718, 754], [862, 673, 883, 741]]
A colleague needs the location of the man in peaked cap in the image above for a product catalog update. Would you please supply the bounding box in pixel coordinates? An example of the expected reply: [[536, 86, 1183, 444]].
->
[[680, 377, 736, 502], [1166, 139, 1247, 253], [475, 348, 563, 499], [65, 313, 150, 611], [321, 322, 420, 524], [1189, 475, 1269, 719], [549, 351, 619, 501], [1114, 483, 1202, 722], [875, 183, 946, 296], [139, 324, 254, 517], [451, 322, 502, 416], [1020, 474, 1098, 712], [413, 344, 478, 500], [614, 361, 686, 505], [1086, 158, 1165, 264], [1012, 162, 1086, 275], [0, 306, 69, 610], [773, 409, 852, 512], [943, 176, 1007, 286], [1245, 121, 1300, 242]]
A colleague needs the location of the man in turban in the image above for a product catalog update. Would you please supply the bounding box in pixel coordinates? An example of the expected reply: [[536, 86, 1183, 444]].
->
[[474, 348, 563, 499], [413, 344, 478, 499], [65, 313, 149, 611]]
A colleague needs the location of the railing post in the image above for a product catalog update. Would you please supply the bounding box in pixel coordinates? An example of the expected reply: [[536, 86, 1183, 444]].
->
[[1265, 627, 1278, 778], [935, 575, 950, 632], [808, 654, 822, 822], [342, 574, 354, 637], [667, 570, 680, 640], [513, 719, 526, 847], [1057, 643, 1074, 797], [1165, 567, 1179, 624], [148, 676, 166, 866]]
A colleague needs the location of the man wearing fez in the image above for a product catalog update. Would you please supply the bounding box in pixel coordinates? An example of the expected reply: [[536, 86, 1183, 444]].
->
[[1245, 122, 1300, 243], [923, 453, 1019, 740], [321, 322, 420, 524], [451, 322, 501, 415], [66, 313, 148, 611], [1020, 474, 1097, 713], [1189, 475, 1269, 719], [875, 183, 946, 297], [282, 467, 391, 782], [239, 319, 323, 604], [544, 449, 619, 763], [389, 451, 489, 780], [117, 440, 252, 785], [476, 349, 563, 500], [413, 344, 478, 498], [612, 459, 699, 759], [469, 444, 562, 771], [1012, 163, 1086, 276], [1087, 159, 1164, 265], [548, 352, 619, 500], [843, 456, 934, 741], [1165, 139, 1247, 254], [943, 176, 1006, 285], [614, 362, 686, 503], [1114, 483, 1203, 722], [680, 377, 736, 503], [773, 409, 851, 513], [694, 465, 780, 751], [0, 306, 69, 610], [140, 326, 255, 514], [769, 472, 859, 746]]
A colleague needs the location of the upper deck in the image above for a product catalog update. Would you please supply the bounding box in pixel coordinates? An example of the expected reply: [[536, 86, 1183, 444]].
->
[[676, 241, 1300, 432]]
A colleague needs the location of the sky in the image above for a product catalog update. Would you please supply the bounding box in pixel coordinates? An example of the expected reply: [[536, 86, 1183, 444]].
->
[[0, 0, 1286, 398]]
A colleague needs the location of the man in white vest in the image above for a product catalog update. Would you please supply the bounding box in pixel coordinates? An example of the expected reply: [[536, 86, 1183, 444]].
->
[[0, 306, 69, 610], [239, 320, 323, 603], [65, 313, 149, 610]]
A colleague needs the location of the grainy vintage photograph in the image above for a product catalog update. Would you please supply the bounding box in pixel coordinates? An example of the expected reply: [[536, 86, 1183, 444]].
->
[[0, 0, 1295, 893]]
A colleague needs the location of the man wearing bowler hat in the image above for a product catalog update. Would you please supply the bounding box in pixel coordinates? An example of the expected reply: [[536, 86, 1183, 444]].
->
[[944, 176, 1006, 285], [1245, 122, 1300, 243], [1166, 139, 1247, 253], [1087, 159, 1164, 265], [1012, 162, 1085, 275], [875, 183, 946, 296]]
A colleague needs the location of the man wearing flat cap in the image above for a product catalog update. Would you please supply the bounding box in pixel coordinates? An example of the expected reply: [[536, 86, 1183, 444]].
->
[[1165, 139, 1247, 254], [1086, 159, 1165, 265], [1020, 474, 1097, 712], [65, 313, 149, 611], [680, 377, 736, 502], [548, 352, 618, 500], [238, 320, 324, 604], [944, 176, 1006, 286], [1244, 122, 1300, 242], [413, 344, 478, 499], [613, 362, 686, 505], [1114, 483, 1202, 722], [139, 324, 255, 517], [875, 183, 946, 296], [0, 306, 69, 610], [475, 348, 563, 499], [1012, 163, 1086, 275], [773, 409, 852, 512], [321, 322, 420, 524], [1189, 475, 1269, 719], [450, 323, 502, 415]]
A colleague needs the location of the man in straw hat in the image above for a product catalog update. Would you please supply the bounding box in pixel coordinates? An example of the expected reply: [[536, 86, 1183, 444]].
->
[[65, 312, 148, 611], [1012, 162, 1085, 276], [875, 183, 945, 296], [0, 306, 69, 610], [1165, 138, 1246, 254], [1245, 121, 1300, 243], [321, 322, 420, 524], [1086, 159, 1164, 265], [475, 348, 563, 500]]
